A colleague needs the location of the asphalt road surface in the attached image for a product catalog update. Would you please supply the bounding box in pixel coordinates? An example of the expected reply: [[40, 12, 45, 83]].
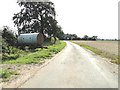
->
[[20, 41, 118, 88]]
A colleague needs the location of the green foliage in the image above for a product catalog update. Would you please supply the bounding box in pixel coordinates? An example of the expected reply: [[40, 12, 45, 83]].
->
[[111, 60, 120, 64], [2, 41, 66, 64], [43, 38, 53, 46], [83, 35, 89, 40], [2, 39, 8, 54], [46, 19, 64, 42], [1, 26, 17, 56], [48, 41, 66, 53], [2, 54, 20, 61], [51, 37, 55, 44], [2, 45, 26, 62], [55, 26, 64, 40], [13, 1, 56, 34], [2, 26, 17, 46], [63, 33, 78, 40], [44, 37, 60, 45], [0, 69, 17, 80]]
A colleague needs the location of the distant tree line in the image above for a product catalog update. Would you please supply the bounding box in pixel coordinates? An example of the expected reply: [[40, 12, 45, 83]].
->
[[97, 38, 118, 41], [60, 34, 98, 41], [81, 35, 97, 41]]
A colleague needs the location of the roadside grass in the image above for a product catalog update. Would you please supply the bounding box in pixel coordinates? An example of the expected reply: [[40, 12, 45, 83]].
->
[[2, 48, 30, 62], [0, 69, 18, 82], [73, 42, 119, 64], [2, 41, 66, 64], [1, 41, 66, 82]]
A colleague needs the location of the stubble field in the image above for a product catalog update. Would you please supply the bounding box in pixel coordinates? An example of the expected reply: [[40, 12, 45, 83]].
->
[[73, 40, 119, 64]]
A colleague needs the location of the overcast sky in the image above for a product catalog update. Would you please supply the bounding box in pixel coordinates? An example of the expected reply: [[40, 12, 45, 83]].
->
[[0, 0, 119, 39]]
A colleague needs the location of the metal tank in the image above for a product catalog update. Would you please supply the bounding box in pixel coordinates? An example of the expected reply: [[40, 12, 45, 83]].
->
[[18, 33, 44, 46]]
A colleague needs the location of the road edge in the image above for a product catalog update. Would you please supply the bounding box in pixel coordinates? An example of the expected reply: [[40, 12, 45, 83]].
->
[[17, 41, 67, 88]]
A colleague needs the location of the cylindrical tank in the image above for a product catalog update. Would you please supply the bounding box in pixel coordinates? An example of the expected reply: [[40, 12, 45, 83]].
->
[[18, 33, 44, 46]]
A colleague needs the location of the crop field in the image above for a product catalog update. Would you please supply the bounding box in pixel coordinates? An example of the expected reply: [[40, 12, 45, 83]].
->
[[73, 41, 118, 55], [73, 40, 119, 64]]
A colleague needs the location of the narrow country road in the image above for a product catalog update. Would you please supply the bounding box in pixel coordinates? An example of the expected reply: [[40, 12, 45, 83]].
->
[[20, 41, 118, 88]]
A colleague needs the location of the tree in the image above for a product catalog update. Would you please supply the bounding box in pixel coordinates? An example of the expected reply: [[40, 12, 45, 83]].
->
[[13, 1, 56, 35], [44, 18, 64, 43], [62, 33, 78, 40], [72, 34, 78, 39], [91, 36, 97, 40], [83, 35, 89, 40], [56, 26, 64, 40], [49, 20, 63, 43]]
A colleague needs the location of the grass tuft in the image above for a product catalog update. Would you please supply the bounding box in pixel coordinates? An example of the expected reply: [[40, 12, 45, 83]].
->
[[0, 69, 18, 82]]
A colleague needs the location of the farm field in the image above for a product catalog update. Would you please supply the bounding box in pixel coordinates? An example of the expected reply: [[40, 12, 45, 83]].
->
[[73, 41, 118, 55], [73, 40, 119, 64]]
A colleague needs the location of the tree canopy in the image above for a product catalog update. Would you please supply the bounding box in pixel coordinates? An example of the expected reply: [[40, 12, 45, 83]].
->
[[13, 1, 56, 35]]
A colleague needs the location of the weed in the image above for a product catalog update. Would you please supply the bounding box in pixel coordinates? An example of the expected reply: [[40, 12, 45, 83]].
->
[[0, 69, 17, 81]]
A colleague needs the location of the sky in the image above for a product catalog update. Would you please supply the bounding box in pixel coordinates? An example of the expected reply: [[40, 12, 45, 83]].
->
[[0, 0, 119, 39]]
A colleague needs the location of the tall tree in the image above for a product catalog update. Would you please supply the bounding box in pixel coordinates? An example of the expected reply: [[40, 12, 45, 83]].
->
[[13, 1, 56, 35], [83, 35, 89, 40]]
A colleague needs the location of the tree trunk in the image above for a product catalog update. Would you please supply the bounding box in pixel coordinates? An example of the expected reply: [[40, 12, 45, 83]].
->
[[40, 15, 44, 35]]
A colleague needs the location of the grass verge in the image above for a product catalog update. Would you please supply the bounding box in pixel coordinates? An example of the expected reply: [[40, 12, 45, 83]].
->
[[73, 42, 119, 64], [2, 41, 66, 64], [0, 69, 18, 82], [1, 41, 66, 81]]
